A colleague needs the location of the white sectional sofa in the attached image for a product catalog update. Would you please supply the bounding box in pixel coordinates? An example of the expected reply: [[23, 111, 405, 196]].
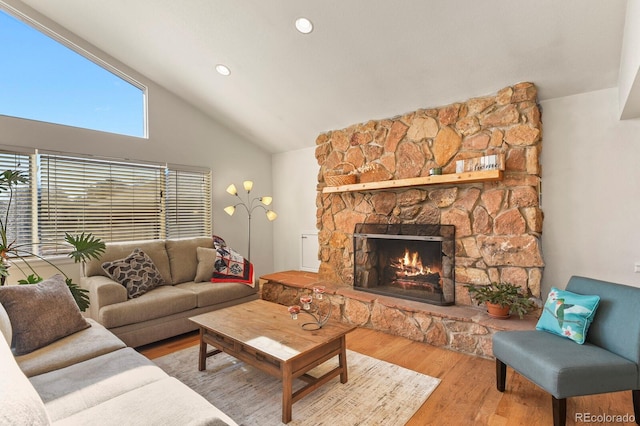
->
[[0, 279, 237, 425]]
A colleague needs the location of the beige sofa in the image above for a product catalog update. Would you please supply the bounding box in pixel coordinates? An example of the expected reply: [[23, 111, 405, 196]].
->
[[0, 301, 237, 425], [81, 237, 259, 347]]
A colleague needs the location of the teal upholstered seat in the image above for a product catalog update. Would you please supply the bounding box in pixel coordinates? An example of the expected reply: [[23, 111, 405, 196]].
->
[[492, 276, 640, 426]]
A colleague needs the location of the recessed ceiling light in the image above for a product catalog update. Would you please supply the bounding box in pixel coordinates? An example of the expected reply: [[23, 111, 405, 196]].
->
[[295, 17, 313, 34], [215, 64, 231, 76]]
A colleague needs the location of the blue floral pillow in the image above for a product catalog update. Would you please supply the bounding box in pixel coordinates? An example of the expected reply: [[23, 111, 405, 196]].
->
[[536, 287, 600, 344]]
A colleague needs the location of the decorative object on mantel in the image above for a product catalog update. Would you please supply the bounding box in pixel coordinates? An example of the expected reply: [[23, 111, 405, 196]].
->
[[324, 162, 356, 186], [224, 180, 277, 261], [455, 153, 505, 173], [465, 282, 535, 319], [288, 285, 331, 330]]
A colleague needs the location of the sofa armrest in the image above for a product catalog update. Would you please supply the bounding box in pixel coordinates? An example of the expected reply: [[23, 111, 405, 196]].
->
[[80, 276, 127, 321]]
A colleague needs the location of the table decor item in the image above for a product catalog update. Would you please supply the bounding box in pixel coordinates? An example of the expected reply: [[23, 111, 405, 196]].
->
[[288, 286, 332, 330]]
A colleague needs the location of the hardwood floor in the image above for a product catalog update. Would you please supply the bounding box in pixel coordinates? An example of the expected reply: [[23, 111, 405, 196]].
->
[[138, 328, 636, 426]]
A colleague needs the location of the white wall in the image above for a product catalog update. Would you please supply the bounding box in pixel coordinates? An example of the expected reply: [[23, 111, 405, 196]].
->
[[272, 146, 319, 272], [0, 2, 274, 283], [540, 88, 640, 293]]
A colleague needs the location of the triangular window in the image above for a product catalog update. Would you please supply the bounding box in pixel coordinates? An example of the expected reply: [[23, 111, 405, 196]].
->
[[0, 9, 146, 138]]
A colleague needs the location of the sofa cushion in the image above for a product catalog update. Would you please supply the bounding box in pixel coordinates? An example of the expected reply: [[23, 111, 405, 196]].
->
[[53, 377, 238, 426], [98, 285, 197, 329], [194, 246, 217, 282], [0, 301, 12, 346], [16, 318, 126, 378], [0, 275, 90, 355], [102, 248, 164, 298], [166, 237, 214, 284], [84, 239, 172, 284], [31, 347, 168, 422], [0, 332, 50, 425], [536, 287, 600, 344], [175, 282, 258, 308]]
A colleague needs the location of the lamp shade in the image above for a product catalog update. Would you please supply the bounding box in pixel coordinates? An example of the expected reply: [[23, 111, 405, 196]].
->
[[226, 184, 237, 196], [261, 196, 273, 206], [224, 206, 236, 216], [266, 210, 278, 221], [243, 180, 254, 192]]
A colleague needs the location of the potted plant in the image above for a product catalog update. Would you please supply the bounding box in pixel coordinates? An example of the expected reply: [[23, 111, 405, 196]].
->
[[0, 170, 106, 311], [465, 282, 534, 319]]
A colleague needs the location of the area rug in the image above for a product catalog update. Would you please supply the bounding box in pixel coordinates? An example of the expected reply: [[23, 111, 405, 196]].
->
[[154, 345, 440, 426]]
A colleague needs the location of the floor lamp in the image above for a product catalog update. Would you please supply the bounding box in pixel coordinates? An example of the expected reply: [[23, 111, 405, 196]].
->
[[224, 180, 277, 262]]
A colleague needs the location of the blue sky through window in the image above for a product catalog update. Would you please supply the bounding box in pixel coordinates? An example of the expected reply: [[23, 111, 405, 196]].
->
[[0, 9, 146, 138]]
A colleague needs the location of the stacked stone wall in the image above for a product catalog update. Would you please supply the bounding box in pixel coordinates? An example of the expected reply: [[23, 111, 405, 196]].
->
[[315, 82, 544, 303]]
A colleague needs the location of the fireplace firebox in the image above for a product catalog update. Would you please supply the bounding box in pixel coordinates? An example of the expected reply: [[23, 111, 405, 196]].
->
[[353, 223, 455, 306]]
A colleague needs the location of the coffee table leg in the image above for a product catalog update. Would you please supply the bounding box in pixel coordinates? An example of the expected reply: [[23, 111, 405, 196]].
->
[[282, 362, 293, 423], [198, 328, 207, 371], [339, 335, 348, 383]]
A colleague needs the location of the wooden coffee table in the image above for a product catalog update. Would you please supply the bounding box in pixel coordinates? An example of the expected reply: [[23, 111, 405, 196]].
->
[[189, 299, 356, 423]]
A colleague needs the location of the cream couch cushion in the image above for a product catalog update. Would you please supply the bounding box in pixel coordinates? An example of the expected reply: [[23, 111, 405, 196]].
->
[[16, 319, 126, 378], [98, 285, 197, 328], [0, 301, 12, 346], [175, 282, 258, 308], [85, 239, 172, 284], [53, 377, 238, 426], [166, 237, 214, 284], [31, 347, 168, 422], [0, 332, 50, 425]]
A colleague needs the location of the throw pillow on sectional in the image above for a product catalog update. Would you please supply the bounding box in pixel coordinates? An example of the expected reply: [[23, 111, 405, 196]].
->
[[0, 274, 90, 355]]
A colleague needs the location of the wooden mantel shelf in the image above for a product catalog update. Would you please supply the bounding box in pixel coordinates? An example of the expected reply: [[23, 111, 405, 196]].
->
[[322, 169, 503, 193]]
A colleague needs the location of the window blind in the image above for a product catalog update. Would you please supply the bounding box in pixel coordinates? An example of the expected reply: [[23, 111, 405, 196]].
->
[[165, 167, 212, 238], [0, 148, 212, 257], [38, 154, 164, 254]]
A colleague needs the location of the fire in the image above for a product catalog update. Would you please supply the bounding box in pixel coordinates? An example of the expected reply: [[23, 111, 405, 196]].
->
[[396, 248, 431, 277]]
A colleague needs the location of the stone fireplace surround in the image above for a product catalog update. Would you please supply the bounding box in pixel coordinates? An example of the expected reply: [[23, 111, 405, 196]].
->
[[263, 83, 543, 358]]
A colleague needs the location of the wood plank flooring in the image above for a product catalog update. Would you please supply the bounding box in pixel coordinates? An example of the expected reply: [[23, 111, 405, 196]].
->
[[138, 327, 636, 426]]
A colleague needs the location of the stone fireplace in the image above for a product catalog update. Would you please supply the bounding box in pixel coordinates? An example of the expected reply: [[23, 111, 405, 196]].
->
[[353, 223, 455, 305], [314, 82, 544, 305]]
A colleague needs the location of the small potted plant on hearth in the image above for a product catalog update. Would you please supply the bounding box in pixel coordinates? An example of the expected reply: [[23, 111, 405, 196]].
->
[[465, 282, 534, 319]]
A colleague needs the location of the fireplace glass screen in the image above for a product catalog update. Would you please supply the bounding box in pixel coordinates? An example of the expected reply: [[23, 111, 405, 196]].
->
[[353, 223, 455, 306]]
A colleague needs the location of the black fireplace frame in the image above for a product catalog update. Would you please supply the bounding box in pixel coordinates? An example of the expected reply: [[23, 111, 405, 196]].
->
[[352, 223, 455, 306]]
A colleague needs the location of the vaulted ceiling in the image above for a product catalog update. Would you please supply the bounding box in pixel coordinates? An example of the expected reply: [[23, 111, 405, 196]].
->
[[8, 0, 630, 153]]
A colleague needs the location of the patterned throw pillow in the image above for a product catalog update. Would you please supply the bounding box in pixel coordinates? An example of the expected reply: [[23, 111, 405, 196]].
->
[[535, 287, 600, 344], [0, 274, 90, 355], [102, 248, 164, 298]]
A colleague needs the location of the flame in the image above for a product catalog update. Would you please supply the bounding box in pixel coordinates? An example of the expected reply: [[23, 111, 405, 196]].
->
[[396, 248, 431, 277]]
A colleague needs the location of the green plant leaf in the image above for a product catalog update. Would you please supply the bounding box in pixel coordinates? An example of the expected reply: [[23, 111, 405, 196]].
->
[[66, 278, 90, 312], [0, 169, 28, 191], [65, 232, 106, 263], [17, 274, 42, 284]]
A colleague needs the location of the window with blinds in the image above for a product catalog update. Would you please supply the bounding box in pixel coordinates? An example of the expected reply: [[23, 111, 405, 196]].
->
[[0, 150, 211, 257], [0, 152, 33, 253], [165, 167, 212, 239]]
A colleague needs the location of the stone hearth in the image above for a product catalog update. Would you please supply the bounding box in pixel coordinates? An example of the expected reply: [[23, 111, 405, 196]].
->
[[260, 271, 537, 359]]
